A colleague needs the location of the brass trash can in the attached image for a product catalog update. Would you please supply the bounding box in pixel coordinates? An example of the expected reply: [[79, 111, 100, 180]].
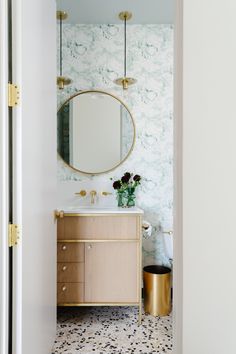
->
[[143, 265, 171, 317]]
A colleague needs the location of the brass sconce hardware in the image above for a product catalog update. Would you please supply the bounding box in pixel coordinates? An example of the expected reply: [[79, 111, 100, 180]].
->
[[54, 210, 64, 219], [90, 190, 97, 204], [114, 11, 137, 90], [56, 10, 68, 21], [75, 190, 87, 197], [115, 77, 136, 90], [101, 191, 113, 196], [57, 76, 72, 90], [57, 10, 72, 89]]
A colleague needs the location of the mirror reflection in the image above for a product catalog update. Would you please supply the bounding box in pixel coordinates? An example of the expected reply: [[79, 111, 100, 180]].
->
[[57, 91, 135, 174]]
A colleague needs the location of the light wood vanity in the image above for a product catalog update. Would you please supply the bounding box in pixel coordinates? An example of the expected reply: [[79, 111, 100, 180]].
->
[[56, 208, 143, 323]]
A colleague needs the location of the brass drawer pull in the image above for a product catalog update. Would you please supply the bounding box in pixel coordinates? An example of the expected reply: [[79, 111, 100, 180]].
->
[[62, 245, 67, 251], [62, 285, 67, 292], [62, 265, 67, 272]]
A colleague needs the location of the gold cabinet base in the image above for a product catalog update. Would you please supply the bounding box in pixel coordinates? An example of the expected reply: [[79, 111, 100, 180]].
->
[[143, 267, 171, 317]]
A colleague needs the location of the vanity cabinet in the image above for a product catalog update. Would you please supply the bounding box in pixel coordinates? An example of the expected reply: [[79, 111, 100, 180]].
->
[[57, 211, 142, 322]]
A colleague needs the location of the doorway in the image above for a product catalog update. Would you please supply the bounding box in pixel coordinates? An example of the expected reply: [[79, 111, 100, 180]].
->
[[54, 0, 175, 353], [1, 0, 184, 354]]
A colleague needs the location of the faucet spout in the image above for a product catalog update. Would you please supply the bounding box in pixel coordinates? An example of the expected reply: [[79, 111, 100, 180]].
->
[[90, 190, 97, 204]]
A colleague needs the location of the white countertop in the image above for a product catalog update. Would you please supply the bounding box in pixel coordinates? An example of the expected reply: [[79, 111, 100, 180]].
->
[[58, 206, 144, 214]]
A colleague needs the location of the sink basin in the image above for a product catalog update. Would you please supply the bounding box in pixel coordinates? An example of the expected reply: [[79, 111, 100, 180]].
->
[[58, 206, 143, 214]]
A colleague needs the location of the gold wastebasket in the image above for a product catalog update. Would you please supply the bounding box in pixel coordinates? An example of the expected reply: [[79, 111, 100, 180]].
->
[[143, 265, 171, 317]]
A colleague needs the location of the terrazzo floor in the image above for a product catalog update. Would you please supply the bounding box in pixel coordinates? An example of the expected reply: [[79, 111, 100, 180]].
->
[[52, 306, 173, 354]]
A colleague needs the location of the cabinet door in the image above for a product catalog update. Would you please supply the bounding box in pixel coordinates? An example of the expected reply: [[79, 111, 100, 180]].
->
[[85, 242, 139, 303]]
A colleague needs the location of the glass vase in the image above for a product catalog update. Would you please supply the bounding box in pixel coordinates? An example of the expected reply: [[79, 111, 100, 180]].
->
[[126, 187, 136, 208], [116, 191, 126, 207]]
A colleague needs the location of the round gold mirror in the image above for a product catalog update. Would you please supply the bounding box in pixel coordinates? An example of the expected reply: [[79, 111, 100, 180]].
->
[[57, 90, 135, 175]]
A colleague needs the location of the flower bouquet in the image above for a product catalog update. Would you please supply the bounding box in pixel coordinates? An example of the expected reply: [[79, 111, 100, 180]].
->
[[112, 172, 141, 208]]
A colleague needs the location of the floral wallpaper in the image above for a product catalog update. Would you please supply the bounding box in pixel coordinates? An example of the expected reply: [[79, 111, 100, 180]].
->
[[57, 24, 173, 267]]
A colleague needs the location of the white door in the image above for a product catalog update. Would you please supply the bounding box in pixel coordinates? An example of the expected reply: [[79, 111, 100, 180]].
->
[[0, 1, 10, 353], [11, 0, 57, 353]]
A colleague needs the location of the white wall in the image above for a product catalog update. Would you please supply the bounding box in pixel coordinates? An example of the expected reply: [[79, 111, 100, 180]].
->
[[21, 0, 57, 353], [176, 0, 236, 353]]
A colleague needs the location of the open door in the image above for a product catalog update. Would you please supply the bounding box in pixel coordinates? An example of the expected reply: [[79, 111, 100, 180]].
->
[[10, 0, 57, 353], [0, 1, 10, 353]]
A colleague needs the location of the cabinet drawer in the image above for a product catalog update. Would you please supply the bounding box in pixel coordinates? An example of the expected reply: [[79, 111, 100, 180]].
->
[[58, 216, 138, 240], [57, 283, 84, 304], [57, 243, 84, 262], [57, 262, 84, 283]]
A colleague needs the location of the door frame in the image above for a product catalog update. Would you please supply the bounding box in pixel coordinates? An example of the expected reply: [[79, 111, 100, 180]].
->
[[2, 0, 185, 353], [173, 0, 183, 353]]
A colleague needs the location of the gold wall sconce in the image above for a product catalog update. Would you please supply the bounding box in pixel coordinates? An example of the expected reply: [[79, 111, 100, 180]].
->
[[114, 11, 137, 90], [57, 10, 72, 89]]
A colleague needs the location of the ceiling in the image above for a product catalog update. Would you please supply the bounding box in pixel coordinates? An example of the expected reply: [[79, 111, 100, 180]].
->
[[56, 0, 174, 24]]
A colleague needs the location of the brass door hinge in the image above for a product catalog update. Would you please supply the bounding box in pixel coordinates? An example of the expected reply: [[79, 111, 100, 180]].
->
[[8, 224, 20, 247], [8, 83, 20, 107]]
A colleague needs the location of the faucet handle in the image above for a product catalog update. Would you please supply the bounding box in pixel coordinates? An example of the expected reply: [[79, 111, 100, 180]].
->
[[101, 191, 113, 196], [75, 190, 87, 197]]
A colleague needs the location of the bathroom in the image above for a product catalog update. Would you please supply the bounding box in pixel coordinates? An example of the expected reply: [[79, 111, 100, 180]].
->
[[0, 0, 175, 351], [54, 0, 174, 352], [3, 0, 236, 354]]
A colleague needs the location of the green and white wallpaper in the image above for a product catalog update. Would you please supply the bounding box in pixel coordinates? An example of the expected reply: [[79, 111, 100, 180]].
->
[[57, 24, 173, 267]]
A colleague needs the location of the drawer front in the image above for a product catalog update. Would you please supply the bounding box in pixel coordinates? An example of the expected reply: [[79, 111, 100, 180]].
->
[[57, 262, 84, 283], [57, 243, 84, 262], [57, 283, 84, 304], [58, 215, 139, 240]]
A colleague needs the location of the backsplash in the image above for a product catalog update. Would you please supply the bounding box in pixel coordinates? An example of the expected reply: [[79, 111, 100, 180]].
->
[[57, 24, 173, 267]]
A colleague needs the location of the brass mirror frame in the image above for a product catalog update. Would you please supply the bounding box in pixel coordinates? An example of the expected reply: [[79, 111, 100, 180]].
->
[[57, 90, 136, 175]]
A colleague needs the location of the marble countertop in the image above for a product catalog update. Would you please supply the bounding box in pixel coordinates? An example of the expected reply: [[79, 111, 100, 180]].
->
[[58, 206, 144, 214]]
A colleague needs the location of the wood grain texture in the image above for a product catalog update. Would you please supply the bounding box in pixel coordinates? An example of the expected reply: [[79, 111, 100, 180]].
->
[[57, 283, 84, 304], [57, 243, 84, 262], [84, 242, 139, 303], [57, 262, 84, 283], [57, 216, 137, 240]]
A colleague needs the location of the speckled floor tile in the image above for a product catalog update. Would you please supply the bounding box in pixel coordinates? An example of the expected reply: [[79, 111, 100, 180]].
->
[[52, 306, 172, 354]]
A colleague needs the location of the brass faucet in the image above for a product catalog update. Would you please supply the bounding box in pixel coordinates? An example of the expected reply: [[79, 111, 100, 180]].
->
[[90, 190, 97, 204]]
